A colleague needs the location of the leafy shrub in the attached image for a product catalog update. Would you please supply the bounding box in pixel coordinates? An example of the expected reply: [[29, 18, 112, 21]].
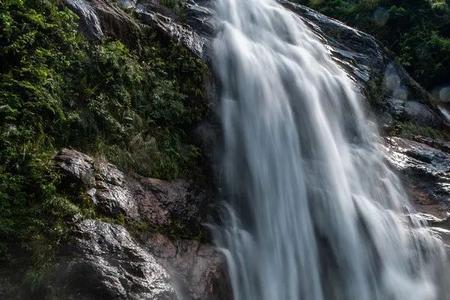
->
[[0, 0, 209, 285], [299, 0, 450, 90]]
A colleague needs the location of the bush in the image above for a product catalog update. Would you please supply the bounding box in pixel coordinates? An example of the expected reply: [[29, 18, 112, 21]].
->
[[0, 0, 208, 285], [299, 0, 450, 90]]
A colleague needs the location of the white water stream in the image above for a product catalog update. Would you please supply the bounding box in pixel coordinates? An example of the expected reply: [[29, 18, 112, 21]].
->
[[211, 0, 446, 299]]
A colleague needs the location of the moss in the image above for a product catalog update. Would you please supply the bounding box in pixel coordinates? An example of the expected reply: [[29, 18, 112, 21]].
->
[[387, 121, 450, 139], [0, 0, 210, 287]]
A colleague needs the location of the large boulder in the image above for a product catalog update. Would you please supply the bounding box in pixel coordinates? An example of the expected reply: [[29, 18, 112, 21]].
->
[[55, 148, 207, 230], [50, 219, 177, 300]]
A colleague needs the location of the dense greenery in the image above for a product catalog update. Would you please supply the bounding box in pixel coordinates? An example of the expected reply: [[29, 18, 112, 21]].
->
[[160, 0, 187, 16], [0, 0, 208, 285], [300, 0, 450, 90]]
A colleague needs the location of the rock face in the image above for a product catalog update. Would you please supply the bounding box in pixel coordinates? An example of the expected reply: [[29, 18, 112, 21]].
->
[[64, 0, 140, 42], [135, 1, 210, 58], [385, 137, 450, 218], [51, 219, 177, 300], [63, 0, 448, 143], [54, 149, 228, 300], [55, 149, 206, 229], [145, 233, 231, 300], [65, 0, 104, 40]]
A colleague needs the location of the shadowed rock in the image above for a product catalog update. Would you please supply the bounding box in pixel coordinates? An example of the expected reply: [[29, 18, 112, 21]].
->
[[144, 233, 231, 300]]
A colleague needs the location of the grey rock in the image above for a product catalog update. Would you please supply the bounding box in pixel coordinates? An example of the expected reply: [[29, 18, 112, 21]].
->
[[55, 149, 205, 227], [64, 0, 140, 42], [135, 1, 209, 58], [54, 149, 229, 299], [65, 0, 104, 40], [52, 219, 178, 300], [144, 233, 231, 300], [384, 137, 450, 215], [405, 101, 444, 127], [386, 140, 450, 257], [55, 148, 96, 186], [118, 0, 137, 10]]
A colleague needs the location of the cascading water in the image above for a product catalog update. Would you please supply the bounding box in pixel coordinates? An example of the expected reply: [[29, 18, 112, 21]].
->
[[211, 0, 447, 299]]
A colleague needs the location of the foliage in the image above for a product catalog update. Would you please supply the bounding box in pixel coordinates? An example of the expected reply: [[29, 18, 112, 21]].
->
[[0, 0, 88, 270], [0, 0, 208, 287], [160, 0, 186, 16], [299, 0, 450, 90], [388, 121, 450, 139]]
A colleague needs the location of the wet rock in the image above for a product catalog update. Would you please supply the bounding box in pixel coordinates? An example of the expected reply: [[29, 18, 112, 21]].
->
[[55, 149, 205, 228], [64, 0, 140, 42], [55, 148, 96, 186], [118, 0, 137, 10], [404, 101, 442, 127], [54, 149, 229, 299], [386, 140, 450, 256], [413, 136, 450, 154], [135, 0, 209, 58], [384, 137, 450, 215], [51, 219, 177, 300], [65, 0, 104, 40]]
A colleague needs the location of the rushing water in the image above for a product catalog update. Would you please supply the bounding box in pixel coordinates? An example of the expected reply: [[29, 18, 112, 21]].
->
[[211, 0, 446, 299]]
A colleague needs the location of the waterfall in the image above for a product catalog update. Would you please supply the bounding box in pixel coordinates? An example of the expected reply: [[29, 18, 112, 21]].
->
[[211, 0, 447, 299]]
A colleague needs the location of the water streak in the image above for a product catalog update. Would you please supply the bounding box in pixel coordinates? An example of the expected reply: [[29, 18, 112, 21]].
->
[[211, 0, 446, 299]]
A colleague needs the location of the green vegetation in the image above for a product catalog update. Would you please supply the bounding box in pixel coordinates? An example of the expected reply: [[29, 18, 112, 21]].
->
[[0, 0, 208, 287], [299, 0, 450, 90], [160, 0, 187, 16], [388, 121, 450, 139]]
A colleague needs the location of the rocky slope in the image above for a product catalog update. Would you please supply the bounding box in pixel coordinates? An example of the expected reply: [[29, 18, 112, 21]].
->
[[4, 0, 447, 299], [47, 149, 230, 300]]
